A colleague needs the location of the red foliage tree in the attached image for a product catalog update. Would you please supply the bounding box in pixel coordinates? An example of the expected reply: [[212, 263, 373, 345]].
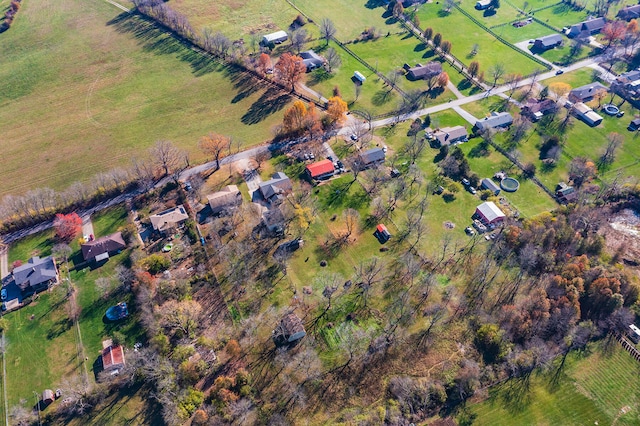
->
[[274, 52, 306, 91], [53, 213, 82, 243]]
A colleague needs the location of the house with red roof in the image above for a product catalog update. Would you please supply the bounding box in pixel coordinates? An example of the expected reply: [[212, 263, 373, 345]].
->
[[305, 159, 335, 181], [101, 340, 126, 372]]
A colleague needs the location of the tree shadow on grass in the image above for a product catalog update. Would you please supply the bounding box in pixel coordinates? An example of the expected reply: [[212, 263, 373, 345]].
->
[[241, 87, 291, 124], [107, 12, 221, 77], [372, 89, 395, 106], [498, 377, 533, 414]]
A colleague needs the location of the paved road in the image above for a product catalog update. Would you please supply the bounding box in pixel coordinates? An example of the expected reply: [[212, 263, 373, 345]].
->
[[0, 249, 7, 279]]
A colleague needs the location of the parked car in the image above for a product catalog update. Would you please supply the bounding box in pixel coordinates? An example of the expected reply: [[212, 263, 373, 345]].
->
[[350, 134, 358, 141], [555, 69, 564, 75], [465, 226, 476, 236], [1, 288, 6, 301], [462, 178, 470, 186], [336, 160, 344, 169], [468, 186, 477, 195]]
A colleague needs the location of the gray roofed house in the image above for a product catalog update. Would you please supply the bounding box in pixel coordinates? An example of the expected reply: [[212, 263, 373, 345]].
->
[[81, 232, 127, 262], [150, 205, 189, 233], [617, 4, 640, 20], [259, 172, 293, 204], [474, 111, 513, 132], [556, 182, 578, 203], [567, 18, 606, 38], [13, 256, 59, 293], [407, 62, 443, 80], [207, 185, 243, 215], [358, 147, 386, 168], [481, 178, 501, 195], [433, 126, 468, 146], [568, 82, 607, 103], [521, 98, 558, 121], [613, 69, 640, 100], [533, 34, 563, 50], [299, 50, 325, 72]]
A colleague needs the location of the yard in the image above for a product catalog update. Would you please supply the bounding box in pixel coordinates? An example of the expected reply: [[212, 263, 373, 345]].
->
[[469, 340, 640, 425], [0, 0, 292, 196]]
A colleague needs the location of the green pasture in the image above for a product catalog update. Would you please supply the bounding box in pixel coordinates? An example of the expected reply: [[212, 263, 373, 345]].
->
[[416, 4, 543, 77], [0, 0, 292, 196], [470, 341, 640, 426]]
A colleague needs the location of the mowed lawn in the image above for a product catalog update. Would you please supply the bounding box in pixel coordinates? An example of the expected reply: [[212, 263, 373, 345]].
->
[[0, 0, 292, 196], [470, 341, 640, 425], [4, 287, 80, 407], [415, 5, 545, 78]]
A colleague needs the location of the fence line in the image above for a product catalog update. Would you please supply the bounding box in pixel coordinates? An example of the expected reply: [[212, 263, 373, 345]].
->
[[614, 333, 640, 363], [453, 4, 552, 71]]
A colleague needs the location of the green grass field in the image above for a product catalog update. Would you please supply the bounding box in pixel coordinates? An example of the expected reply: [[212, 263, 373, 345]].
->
[[415, 4, 545, 77], [494, 21, 555, 43], [91, 205, 129, 238], [0, 0, 292, 196], [537, 42, 593, 65], [470, 341, 640, 425]]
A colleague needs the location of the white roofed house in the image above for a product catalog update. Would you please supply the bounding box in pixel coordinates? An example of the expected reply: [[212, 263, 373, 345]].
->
[[149, 205, 189, 235], [433, 126, 468, 146], [207, 185, 243, 215], [474, 112, 513, 132]]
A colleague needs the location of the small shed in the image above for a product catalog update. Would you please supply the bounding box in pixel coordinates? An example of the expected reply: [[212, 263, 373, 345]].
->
[[375, 223, 392, 243], [354, 71, 366, 83], [629, 324, 640, 343], [475, 0, 492, 9], [628, 118, 640, 130], [42, 389, 55, 405]]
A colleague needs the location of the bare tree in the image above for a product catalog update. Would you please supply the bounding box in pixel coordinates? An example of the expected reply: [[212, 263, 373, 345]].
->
[[320, 18, 336, 45], [343, 208, 360, 239], [289, 28, 308, 54], [324, 47, 341, 73], [354, 257, 385, 307], [598, 132, 623, 168], [489, 63, 506, 87], [150, 140, 183, 177]]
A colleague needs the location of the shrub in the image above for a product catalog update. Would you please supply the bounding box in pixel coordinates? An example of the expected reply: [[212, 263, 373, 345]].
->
[[143, 253, 171, 274]]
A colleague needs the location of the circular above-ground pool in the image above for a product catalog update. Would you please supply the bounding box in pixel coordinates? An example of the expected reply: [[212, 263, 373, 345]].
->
[[603, 104, 619, 116], [501, 177, 520, 192], [105, 302, 129, 321]]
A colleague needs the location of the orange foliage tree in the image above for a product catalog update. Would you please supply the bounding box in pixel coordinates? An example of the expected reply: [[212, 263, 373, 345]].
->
[[283, 100, 308, 133], [274, 52, 306, 91], [326, 96, 348, 124], [54, 212, 82, 243], [437, 71, 450, 88], [257, 53, 272, 75]]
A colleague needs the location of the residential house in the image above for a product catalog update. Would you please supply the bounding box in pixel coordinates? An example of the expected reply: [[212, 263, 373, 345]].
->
[[475, 0, 492, 9], [273, 313, 306, 346], [358, 147, 386, 169], [521, 98, 558, 121], [259, 172, 293, 204], [567, 18, 606, 38], [101, 339, 126, 372], [262, 30, 288, 45], [568, 82, 608, 103], [533, 34, 563, 51], [13, 256, 58, 294], [612, 69, 640, 101], [433, 126, 468, 146], [481, 178, 501, 195], [305, 159, 335, 181], [300, 50, 325, 72], [474, 112, 513, 132], [556, 182, 578, 204], [207, 185, 242, 215], [150, 205, 189, 234], [617, 5, 640, 20], [572, 102, 603, 126], [81, 232, 126, 262], [406, 62, 443, 81], [474, 201, 506, 226]]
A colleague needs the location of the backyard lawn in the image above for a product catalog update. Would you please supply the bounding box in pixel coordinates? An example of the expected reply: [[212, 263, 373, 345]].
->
[[469, 340, 640, 426], [91, 205, 129, 238]]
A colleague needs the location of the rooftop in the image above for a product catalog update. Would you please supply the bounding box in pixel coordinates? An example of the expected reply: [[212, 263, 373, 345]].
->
[[476, 201, 506, 223], [150, 205, 189, 231], [306, 159, 335, 178], [81, 232, 126, 260], [13, 256, 57, 291]]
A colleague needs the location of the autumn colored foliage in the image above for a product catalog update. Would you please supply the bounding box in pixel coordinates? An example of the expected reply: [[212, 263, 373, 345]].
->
[[326, 96, 348, 124], [274, 53, 306, 91], [53, 212, 82, 243]]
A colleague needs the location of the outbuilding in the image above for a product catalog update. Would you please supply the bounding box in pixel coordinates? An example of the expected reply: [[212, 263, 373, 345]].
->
[[481, 178, 501, 195], [474, 201, 506, 226], [273, 313, 306, 346], [354, 71, 366, 83], [262, 30, 288, 45], [533, 34, 563, 51]]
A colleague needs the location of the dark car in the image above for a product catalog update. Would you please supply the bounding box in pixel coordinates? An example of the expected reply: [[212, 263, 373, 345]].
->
[[555, 69, 564, 75]]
